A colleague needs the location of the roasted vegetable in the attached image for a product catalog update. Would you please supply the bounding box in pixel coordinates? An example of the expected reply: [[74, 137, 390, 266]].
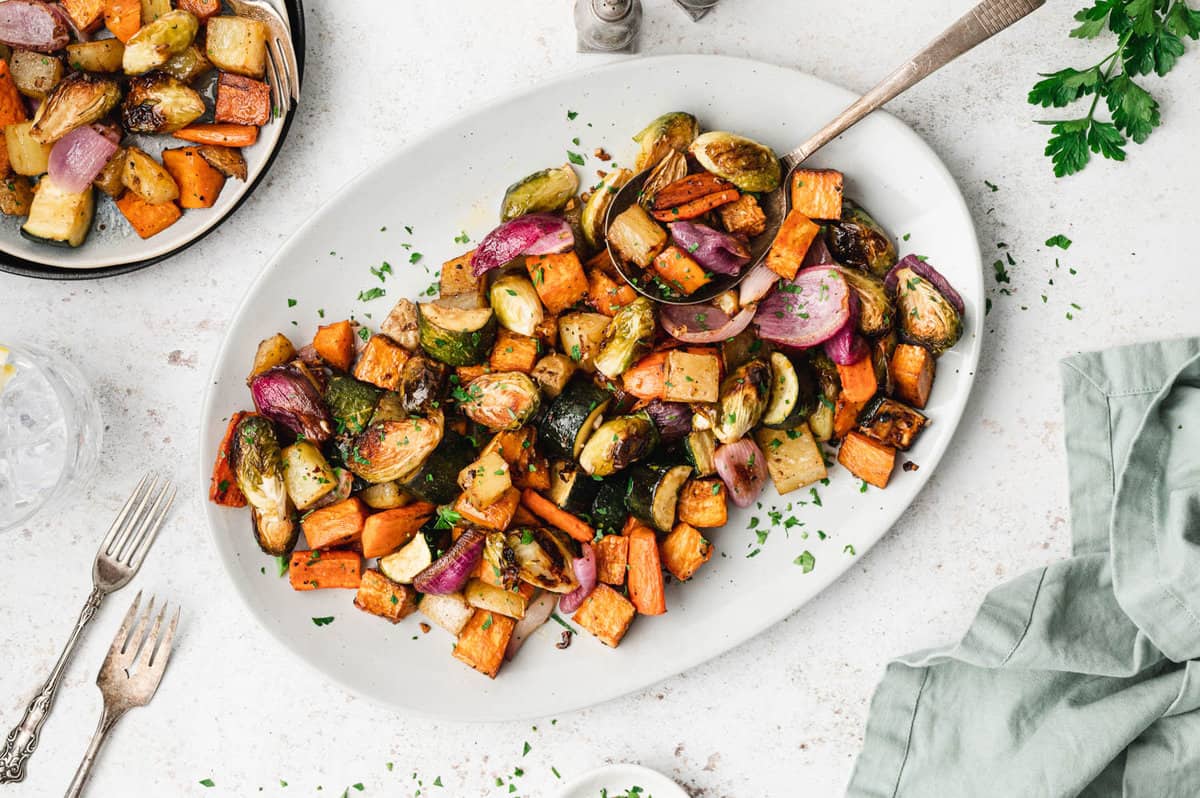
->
[[5, 121, 50, 176], [379, 298, 419, 351], [558, 311, 609, 373], [418, 300, 497, 366], [632, 111, 699, 171], [400, 428, 475, 505], [807, 353, 839, 442], [92, 147, 126, 196], [0, 173, 34, 216], [712, 359, 771, 444], [231, 415, 297, 556], [348, 411, 444, 484], [0, 1, 70, 53], [20, 177, 93, 247], [594, 296, 654, 379], [121, 71, 205, 133], [121, 146, 180, 205], [625, 463, 692, 532], [689, 131, 780, 193], [530, 353, 575, 398], [505, 527, 578, 593], [893, 267, 963, 354], [160, 43, 211, 83], [500, 163, 578, 221], [472, 214, 574, 278], [30, 73, 120, 144], [891, 343, 935, 409], [581, 167, 631, 249], [10, 49, 62, 99], [250, 365, 333, 443], [607, 204, 667, 268], [838, 431, 896, 488], [205, 15, 267, 78], [526, 251, 588, 315], [548, 460, 602, 515], [398, 355, 446, 414], [578, 413, 657, 477], [684, 428, 718, 477], [123, 9, 199, 74], [789, 168, 844, 221], [858, 396, 928, 450], [762, 351, 819, 429], [754, 424, 827, 495], [281, 440, 336, 510], [540, 374, 612, 460], [714, 437, 767, 508], [323, 375, 381, 436], [640, 148, 687, 208], [66, 39, 126, 73], [489, 272, 543, 337], [379, 532, 435, 585], [662, 350, 720, 404], [458, 372, 540, 431], [826, 200, 897, 277], [836, 266, 893, 337]]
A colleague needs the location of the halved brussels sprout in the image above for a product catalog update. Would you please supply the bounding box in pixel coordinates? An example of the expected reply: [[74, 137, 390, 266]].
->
[[594, 296, 654, 379], [482, 531, 520, 590], [398, 355, 447, 414], [121, 72, 205, 133], [894, 267, 963, 354], [581, 167, 632, 249], [689, 131, 781, 193], [500, 163, 578, 221], [632, 112, 699, 171], [639, 149, 688, 209], [348, 410, 444, 483], [231, 415, 297, 556], [712, 359, 772, 444], [826, 200, 897, 277], [458, 372, 541, 431], [578, 413, 658, 477], [159, 43, 212, 84], [505, 527, 579, 593], [30, 74, 121, 144], [489, 272, 543, 337], [835, 266, 893, 337], [123, 9, 199, 75]]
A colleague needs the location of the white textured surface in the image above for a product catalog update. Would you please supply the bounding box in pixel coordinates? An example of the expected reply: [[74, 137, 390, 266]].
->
[[1, 0, 1197, 796]]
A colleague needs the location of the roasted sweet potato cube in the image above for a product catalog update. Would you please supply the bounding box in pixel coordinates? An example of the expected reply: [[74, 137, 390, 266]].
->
[[838, 431, 897, 489], [527, 252, 588, 315], [489, 328, 540, 374], [455, 364, 491, 384], [353, 334, 410, 391], [288, 549, 362, 591], [453, 609, 515, 678], [765, 209, 820, 280], [511, 454, 551, 492], [660, 522, 713, 581], [454, 486, 520, 531], [439, 250, 486, 306], [718, 194, 767, 237], [301, 497, 368, 550], [834, 395, 867, 440], [652, 245, 711, 296], [354, 569, 418, 623], [214, 72, 271, 126], [891, 344, 935, 409], [175, 0, 220, 21], [63, 0, 105, 31], [595, 534, 629, 585], [587, 267, 636, 316], [312, 320, 355, 372], [115, 193, 181, 239], [790, 168, 844, 221], [572, 583, 636, 648], [676, 479, 728, 528]]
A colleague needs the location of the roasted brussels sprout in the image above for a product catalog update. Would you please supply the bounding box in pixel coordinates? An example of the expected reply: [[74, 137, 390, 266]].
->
[[369, 391, 406, 425], [500, 163, 578, 221], [123, 9, 199, 75], [689, 131, 781, 193], [482, 531, 520, 590], [826, 200, 897, 277], [30, 73, 121, 144], [458, 372, 541, 431], [594, 296, 654, 379], [324, 375, 381, 436], [231, 415, 297, 556], [489, 272, 544, 337], [639, 149, 687, 209], [159, 43, 212, 84], [712, 359, 772, 444], [581, 167, 632, 249], [249, 365, 334, 443], [578, 413, 658, 477], [632, 112, 699, 171], [894, 267, 963, 354], [348, 410, 444, 483], [121, 71, 205, 133], [505, 527, 579, 593], [835, 266, 893, 337], [398, 355, 447, 414]]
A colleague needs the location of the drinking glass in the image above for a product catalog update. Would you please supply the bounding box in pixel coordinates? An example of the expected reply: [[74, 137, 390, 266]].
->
[[0, 343, 102, 531]]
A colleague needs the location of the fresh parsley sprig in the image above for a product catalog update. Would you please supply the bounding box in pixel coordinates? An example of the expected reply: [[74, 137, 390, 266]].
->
[[1029, 0, 1200, 176]]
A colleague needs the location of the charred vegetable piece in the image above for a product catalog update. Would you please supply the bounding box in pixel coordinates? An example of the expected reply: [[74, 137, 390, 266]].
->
[[581, 167, 631, 249], [632, 111, 699, 171], [231, 415, 297, 556], [689, 131, 781, 193], [835, 266, 893, 337], [418, 300, 497, 366], [378, 532, 435, 585], [30, 73, 121, 144], [121, 146, 180, 205], [539, 374, 612, 460], [762, 351, 819, 429], [558, 312, 609, 374], [548, 460, 603, 516], [347, 410, 444, 484], [66, 40, 126, 74], [714, 437, 768, 508], [625, 463, 692, 533], [196, 145, 247, 181], [712, 359, 771, 444], [578, 413, 658, 477], [458, 372, 541, 431], [250, 365, 333, 443], [323, 375, 381, 436], [400, 428, 476, 505], [205, 15, 267, 78], [0, 174, 34, 216], [858, 396, 928, 450], [489, 272, 544, 338], [123, 9, 199, 75], [594, 297, 654, 379], [0, 1, 69, 53], [640, 148, 688, 209], [684, 429, 718, 477], [414, 527, 486, 595], [506, 527, 579, 594], [20, 176, 93, 247], [893, 267, 963, 354], [607, 204, 667, 268], [398, 355, 446, 414], [807, 353, 840, 442], [121, 71, 205, 133], [826, 200, 897, 277], [500, 163, 578, 221]]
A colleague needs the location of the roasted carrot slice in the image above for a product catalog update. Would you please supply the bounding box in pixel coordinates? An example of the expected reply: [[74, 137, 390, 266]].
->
[[650, 189, 739, 222], [622, 351, 667, 400], [652, 173, 735, 210], [208, 411, 248, 507], [652, 245, 712, 295], [174, 123, 259, 147], [361, 502, 435, 559], [627, 529, 666, 615], [301, 497, 368, 550], [520, 488, 594, 543]]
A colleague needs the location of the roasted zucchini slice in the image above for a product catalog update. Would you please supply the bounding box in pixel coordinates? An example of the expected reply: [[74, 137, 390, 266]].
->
[[684, 429, 718, 477], [858, 396, 928, 451], [399, 428, 477, 505], [539, 374, 612, 460], [418, 299, 497, 366], [324, 375, 382, 436], [578, 413, 657, 477], [625, 463, 693, 533], [21, 178, 94, 248], [590, 477, 628, 536], [548, 460, 602, 516], [762, 352, 819, 429]]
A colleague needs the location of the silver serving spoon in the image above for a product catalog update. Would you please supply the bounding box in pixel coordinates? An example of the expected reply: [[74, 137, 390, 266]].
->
[[606, 0, 1046, 305]]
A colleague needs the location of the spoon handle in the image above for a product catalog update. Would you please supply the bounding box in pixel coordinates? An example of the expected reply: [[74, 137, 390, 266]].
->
[[783, 0, 1045, 168]]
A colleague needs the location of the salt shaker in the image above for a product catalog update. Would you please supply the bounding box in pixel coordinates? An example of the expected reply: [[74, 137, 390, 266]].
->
[[575, 0, 642, 53]]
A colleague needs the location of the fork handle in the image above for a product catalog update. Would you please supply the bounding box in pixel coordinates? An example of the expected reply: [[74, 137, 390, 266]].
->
[[0, 586, 105, 784], [64, 706, 122, 798]]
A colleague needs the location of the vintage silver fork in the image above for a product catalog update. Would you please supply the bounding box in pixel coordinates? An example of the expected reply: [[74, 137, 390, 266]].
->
[[65, 593, 181, 798], [226, 0, 302, 109], [0, 474, 175, 784]]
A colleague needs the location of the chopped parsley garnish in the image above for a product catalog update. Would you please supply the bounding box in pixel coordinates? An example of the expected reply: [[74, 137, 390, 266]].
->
[[794, 550, 816, 573], [357, 287, 386, 302], [311, 616, 335, 626], [567, 150, 585, 165], [1045, 233, 1073, 250]]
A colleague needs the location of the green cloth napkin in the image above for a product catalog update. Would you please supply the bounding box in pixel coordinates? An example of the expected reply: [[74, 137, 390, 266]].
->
[[848, 338, 1200, 798]]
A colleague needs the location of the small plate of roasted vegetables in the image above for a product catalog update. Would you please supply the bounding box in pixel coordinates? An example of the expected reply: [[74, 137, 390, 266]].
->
[[0, 0, 303, 278], [201, 55, 982, 720]]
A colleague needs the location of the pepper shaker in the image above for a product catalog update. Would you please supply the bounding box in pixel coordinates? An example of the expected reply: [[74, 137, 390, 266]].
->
[[673, 0, 719, 21], [575, 0, 642, 53]]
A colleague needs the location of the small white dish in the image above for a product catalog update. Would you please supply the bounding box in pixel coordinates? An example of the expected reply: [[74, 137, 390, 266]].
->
[[557, 764, 690, 798]]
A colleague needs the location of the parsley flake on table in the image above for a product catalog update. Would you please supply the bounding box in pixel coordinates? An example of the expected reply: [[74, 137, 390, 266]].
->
[[1045, 234, 1073, 249], [312, 616, 335, 626], [199, 778, 215, 787]]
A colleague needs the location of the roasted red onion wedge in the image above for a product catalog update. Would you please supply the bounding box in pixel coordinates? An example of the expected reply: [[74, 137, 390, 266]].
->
[[471, 213, 574, 277], [667, 220, 751, 276], [413, 528, 486, 595], [661, 303, 755, 344], [755, 266, 851, 348], [48, 125, 118, 193], [715, 437, 769, 508], [558, 542, 597, 614], [0, 0, 69, 52]]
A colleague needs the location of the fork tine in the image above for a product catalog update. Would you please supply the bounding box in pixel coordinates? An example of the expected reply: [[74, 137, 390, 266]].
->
[[271, 35, 298, 106], [106, 589, 143, 657], [100, 473, 152, 553], [264, 50, 282, 112], [281, 37, 301, 103], [121, 595, 155, 662], [126, 482, 175, 568], [115, 479, 171, 564], [134, 602, 168, 673], [149, 607, 180, 672], [108, 475, 159, 558]]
